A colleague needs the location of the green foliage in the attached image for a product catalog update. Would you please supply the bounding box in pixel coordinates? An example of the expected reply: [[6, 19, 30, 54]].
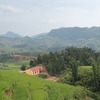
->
[[29, 60, 34, 67], [20, 64, 26, 71], [30, 47, 99, 76], [0, 70, 96, 100], [0, 59, 30, 71], [29, 47, 100, 92], [59, 65, 100, 92], [69, 58, 78, 84], [92, 62, 100, 92], [0, 54, 13, 62], [39, 74, 47, 78]]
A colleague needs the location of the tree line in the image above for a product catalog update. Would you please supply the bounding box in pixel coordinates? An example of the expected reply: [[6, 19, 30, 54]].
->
[[30, 47, 99, 74], [29, 46, 100, 92]]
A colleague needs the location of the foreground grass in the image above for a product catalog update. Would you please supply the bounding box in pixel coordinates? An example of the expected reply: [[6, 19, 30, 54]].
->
[[0, 70, 95, 100]]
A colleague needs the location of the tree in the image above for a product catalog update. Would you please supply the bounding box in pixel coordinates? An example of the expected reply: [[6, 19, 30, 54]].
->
[[29, 60, 34, 67], [92, 63, 100, 91], [69, 58, 78, 85], [29, 59, 37, 67], [20, 64, 26, 71]]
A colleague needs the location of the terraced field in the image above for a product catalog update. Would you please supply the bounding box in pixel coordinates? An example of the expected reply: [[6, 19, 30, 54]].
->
[[0, 70, 95, 100]]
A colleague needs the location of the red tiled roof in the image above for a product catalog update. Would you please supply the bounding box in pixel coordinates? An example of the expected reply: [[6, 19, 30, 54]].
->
[[30, 66, 47, 72]]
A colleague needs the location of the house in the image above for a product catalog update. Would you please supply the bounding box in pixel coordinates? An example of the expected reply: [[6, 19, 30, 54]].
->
[[24, 65, 49, 77]]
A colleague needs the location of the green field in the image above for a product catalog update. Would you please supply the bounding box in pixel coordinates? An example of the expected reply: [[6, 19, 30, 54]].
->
[[0, 60, 30, 70], [0, 70, 95, 100]]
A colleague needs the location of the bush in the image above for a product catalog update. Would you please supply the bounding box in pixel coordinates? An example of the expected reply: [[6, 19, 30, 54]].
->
[[39, 74, 47, 78]]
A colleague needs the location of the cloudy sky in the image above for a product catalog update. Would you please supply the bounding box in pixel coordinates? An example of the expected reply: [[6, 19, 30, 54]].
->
[[0, 0, 100, 36]]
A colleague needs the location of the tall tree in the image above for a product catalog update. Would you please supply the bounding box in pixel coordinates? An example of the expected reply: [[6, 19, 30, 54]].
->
[[92, 62, 100, 91], [69, 58, 78, 85]]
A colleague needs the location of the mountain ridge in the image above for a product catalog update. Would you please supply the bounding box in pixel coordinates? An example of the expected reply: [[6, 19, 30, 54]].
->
[[0, 31, 22, 38], [0, 26, 100, 53], [32, 26, 100, 50]]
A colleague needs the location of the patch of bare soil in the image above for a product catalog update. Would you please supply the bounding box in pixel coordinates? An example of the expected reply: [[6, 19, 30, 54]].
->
[[4, 89, 13, 97], [46, 76, 59, 82], [85, 96, 89, 100]]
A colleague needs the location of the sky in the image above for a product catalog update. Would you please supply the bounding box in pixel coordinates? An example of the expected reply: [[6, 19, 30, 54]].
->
[[0, 0, 100, 36]]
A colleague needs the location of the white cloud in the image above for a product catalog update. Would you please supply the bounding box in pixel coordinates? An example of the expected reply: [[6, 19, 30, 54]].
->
[[0, 5, 23, 13], [0, 0, 100, 36]]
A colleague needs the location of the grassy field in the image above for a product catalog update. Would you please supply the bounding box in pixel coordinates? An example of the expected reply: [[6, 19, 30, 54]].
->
[[0, 60, 30, 70], [0, 70, 95, 100], [79, 66, 92, 70]]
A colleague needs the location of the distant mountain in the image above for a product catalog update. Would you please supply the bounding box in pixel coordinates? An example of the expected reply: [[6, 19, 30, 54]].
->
[[0, 31, 22, 38], [0, 27, 100, 53], [32, 33, 47, 38], [33, 27, 100, 51], [44, 27, 100, 41]]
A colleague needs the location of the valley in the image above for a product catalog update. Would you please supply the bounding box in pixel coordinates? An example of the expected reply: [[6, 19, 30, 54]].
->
[[0, 27, 100, 100]]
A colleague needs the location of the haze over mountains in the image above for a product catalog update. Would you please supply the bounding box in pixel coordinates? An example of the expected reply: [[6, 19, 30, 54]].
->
[[0, 26, 100, 53], [0, 31, 22, 38]]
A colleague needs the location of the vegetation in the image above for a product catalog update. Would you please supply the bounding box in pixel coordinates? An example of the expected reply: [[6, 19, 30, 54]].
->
[[1, 26, 100, 53], [30, 47, 100, 92], [0, 70, 97, 100], [0, 46, 100, 99], [0, 60, 30, 71], [20, 64, 27, 71], [30, 47, 99, 74], [0, 53, 13, 62]]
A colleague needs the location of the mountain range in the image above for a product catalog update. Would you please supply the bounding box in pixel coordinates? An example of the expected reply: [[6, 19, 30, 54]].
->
[[32, 26, 100, 51], [0, 31, 21, 38], [0, 26, 100, 53]]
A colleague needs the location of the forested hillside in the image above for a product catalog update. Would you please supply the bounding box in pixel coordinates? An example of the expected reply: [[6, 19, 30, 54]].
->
[[33, 27, 100, 51], [0, 26, 100, 53], [29, 47, 100, 92]]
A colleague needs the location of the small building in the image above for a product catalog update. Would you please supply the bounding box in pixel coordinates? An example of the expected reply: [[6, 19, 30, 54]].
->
[[24, 65, 49, 77]]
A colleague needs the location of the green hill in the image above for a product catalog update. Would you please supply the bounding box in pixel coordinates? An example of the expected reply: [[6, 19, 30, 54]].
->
[[0, 70, 95, 100], [33, 27, 100, 51], [0, 26, 100, 53]]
